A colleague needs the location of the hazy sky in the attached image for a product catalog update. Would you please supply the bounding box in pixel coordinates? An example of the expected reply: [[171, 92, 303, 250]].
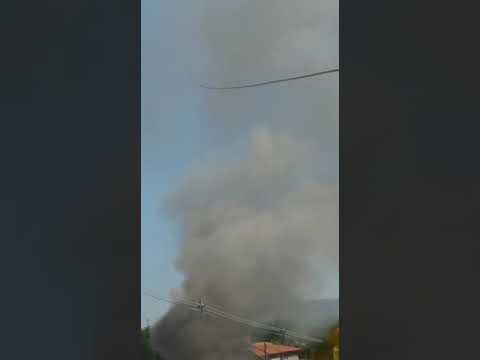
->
[[142, 0, 338, 328]]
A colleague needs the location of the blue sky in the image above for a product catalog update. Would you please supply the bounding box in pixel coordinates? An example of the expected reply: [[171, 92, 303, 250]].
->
[[141, 1, 199, 327], [141, 0, 338, 328]]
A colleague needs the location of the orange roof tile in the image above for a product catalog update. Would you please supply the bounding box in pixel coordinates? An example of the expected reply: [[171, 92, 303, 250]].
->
[[250, 342, 302, 358]]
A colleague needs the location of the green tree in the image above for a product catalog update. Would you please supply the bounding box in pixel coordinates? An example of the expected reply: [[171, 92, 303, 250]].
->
[[142, 326, 162, 360], [310, 324, 339, 360]]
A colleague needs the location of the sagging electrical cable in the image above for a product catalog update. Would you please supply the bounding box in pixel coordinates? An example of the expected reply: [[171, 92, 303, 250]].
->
[[201, 68, 339, 90]]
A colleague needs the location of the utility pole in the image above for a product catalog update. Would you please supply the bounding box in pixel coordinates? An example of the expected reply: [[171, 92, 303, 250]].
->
[[197, 299, 206, 313], [264, 342, 268, 360]]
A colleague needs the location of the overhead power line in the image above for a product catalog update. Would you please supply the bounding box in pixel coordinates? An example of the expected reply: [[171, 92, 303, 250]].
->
[[200, 68, 339, 90], [143, 291, 197, 308], [142, 291, 324, 344]]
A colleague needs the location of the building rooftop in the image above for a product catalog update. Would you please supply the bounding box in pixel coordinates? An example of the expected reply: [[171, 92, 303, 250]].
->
[[250, 342, 302, 358]]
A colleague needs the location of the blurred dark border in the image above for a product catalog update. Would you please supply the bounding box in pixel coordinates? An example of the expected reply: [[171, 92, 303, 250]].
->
[[341, 0, 479, 358], [1, 0, 140, 359]]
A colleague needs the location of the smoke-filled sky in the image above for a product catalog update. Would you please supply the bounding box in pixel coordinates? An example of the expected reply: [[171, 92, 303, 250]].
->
[[142, 0, 338, 328]]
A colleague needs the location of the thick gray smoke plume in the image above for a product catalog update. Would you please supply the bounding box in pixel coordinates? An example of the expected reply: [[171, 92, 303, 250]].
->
[[170, 129, 337, 312], [152, 129, 338, 358], [151, 1, 338, 359]]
